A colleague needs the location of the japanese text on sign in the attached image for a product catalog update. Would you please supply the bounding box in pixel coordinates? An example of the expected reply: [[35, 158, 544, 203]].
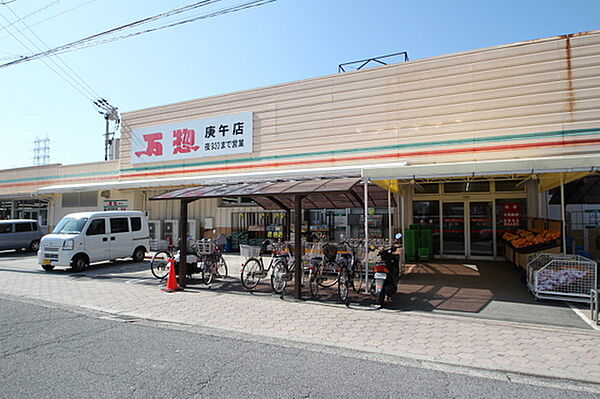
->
[[131, 112, 253, 164]]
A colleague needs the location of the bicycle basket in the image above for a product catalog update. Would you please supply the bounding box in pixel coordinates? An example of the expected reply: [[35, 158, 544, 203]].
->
[[240, 244, 261, 258], [195, 239, 216, 255], [323, 243, 338, 263]]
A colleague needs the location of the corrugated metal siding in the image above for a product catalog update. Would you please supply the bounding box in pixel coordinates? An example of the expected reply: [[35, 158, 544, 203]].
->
[[118, 32, 600, 180], [2, 32, 600, 196], [0, 161, 119, 195]]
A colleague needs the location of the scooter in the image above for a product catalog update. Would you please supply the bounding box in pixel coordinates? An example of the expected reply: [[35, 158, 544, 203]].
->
[[370, 233, 402, 306]]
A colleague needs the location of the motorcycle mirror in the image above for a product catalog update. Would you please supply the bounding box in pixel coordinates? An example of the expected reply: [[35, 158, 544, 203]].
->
[[395, 233, 403, 240]]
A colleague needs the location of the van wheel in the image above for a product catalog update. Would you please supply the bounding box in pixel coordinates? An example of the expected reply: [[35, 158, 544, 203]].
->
[[42, 264, 54, 271], [29, 240, 40, 252], [71, 255, 88, 272], [132, 247, 145, 262]]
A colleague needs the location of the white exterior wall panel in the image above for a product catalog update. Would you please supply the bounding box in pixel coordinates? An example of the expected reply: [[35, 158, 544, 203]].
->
[[117, 32, 600, 181], [1, 32, 599, 215]]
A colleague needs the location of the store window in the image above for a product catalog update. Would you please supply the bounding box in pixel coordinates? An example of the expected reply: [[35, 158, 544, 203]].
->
[[495, 180, 525, 192], [413, 200, 440, 254], [62, 192, 97, 207], [444, 181, 490, 193], [414, 183, 439, 194], [495, 198, 527, 256]]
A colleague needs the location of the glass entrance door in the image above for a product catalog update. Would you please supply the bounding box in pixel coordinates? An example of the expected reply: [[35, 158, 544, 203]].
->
[[442, 202, 465, 256], [442, 201, 494, 258], [469, 201, 493, 257]]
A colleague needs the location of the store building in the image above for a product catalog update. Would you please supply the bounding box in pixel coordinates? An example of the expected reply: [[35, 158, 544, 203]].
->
[[0, 30, 599, 261]]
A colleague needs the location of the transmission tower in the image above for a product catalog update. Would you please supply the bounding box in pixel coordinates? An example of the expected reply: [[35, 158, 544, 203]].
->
[[33, 135, 50, 166]]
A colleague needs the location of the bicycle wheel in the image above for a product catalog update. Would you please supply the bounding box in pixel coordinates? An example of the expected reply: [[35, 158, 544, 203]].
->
[[309, 268, 319, 298], [202, 260, 214, 285], [317, 261, 339, 287], [216, 255, 228, 278], [270, 260, 287, 294], [338, 267, 350, 304], [352, 262, 364, 293], [150, 251, 171, 279], [240, 257, 263, 290]]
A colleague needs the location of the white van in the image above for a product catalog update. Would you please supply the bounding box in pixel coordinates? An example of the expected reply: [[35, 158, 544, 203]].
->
[[38, 211, 149, 271]]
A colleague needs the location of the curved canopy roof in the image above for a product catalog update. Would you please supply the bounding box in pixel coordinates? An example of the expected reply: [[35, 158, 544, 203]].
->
[[149, 178, 395, 210]]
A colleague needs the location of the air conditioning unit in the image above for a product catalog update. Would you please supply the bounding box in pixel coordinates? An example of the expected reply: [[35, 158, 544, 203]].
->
[[100, 190, 110, 198]]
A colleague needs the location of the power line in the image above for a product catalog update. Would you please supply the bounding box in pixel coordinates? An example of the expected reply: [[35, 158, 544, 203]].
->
[[0, 0, 61, 33], [0, 0, 98, 42], [0, 0, 276, 69], [3, 3, 101, 100], [0, 8, 96, 100]]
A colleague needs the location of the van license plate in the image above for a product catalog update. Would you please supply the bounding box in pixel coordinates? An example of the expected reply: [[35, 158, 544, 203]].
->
[[43, 259, 52, 265]]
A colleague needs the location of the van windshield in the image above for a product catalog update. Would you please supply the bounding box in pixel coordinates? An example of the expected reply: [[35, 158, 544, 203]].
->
[[53, 217, 89, 234]]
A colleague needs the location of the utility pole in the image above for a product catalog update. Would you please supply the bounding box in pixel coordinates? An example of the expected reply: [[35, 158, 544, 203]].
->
[[93, 98, 120, 161]]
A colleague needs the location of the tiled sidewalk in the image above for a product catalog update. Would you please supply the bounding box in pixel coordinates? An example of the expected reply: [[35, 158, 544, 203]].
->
[[1, 265, 599, 384]]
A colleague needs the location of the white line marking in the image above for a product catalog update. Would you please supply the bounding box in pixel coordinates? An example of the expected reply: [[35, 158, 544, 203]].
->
[[567, 302, 600, 331]]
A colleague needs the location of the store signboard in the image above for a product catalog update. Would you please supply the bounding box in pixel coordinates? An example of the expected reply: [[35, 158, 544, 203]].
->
[[104, 199, 128, 211], [131, 112, 253, 164]]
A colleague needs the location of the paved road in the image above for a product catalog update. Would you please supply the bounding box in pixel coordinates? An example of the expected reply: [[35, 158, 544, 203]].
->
[[1, 297, 597, 399], [1, 250, 599, 386]]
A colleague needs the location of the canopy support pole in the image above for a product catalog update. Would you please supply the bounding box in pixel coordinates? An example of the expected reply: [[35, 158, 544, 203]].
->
[[285, 210, 291, 241], [401, 194, 406, 265], [294, 195, 303, 299], [560, 173, 567, 253], [364, 180, 369, 293], [388, 187, 392, 244], [178, 199, 191, 288]]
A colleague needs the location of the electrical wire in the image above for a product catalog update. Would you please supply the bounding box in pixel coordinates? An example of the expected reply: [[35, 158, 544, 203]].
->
[[0, 0, 61, 33], [0, 0, 98, 42], [3, 3, 101, 100], [0, 9, 96, 101], [0, 0, 276, 69]]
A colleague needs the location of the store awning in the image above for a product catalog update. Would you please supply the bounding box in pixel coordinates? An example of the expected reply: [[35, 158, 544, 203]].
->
[[549, 174, 600, 204], [149, 177, 396, 210], [362, 155, 600, 192]]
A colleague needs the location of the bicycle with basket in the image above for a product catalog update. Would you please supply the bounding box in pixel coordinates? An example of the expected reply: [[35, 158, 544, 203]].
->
[[149, 238, 228, 285], [240, 239, 294, 293], [304, 239, 340, 298]]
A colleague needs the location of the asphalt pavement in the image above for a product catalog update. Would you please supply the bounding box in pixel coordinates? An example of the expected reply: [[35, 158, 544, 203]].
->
[[1, 250, 600, 387], [1, 297, 598, 399]]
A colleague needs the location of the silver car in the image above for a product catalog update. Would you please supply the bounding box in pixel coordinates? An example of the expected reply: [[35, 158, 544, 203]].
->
[[0, 219, 45, 252]]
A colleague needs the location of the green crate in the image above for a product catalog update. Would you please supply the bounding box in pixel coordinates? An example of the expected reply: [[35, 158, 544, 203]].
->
[[419, 228, 433, 251], [418, 247, 431, 261], [404, 230, 417, 261]]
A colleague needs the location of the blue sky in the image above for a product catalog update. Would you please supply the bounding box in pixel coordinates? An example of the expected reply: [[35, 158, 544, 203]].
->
[[0, 0, 598, 169]]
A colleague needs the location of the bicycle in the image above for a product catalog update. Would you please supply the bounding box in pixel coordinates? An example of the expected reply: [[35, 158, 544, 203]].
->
[[269, 241, 295, 294], [337, 238, 364, 304], [196, 239, 228, 285], [240, 239, 288, 291], [150, 241, 177, 279], [305, 240, 340, 298]]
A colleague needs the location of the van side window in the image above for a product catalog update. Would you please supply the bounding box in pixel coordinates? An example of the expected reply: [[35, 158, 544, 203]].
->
[[0, 224, 12, 234], [110, 218, 129, 233], [130, 217, 142, 232], [31, 222, 38, 231], [86, 219, 106, 236], [15, 223, 32, 232]]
